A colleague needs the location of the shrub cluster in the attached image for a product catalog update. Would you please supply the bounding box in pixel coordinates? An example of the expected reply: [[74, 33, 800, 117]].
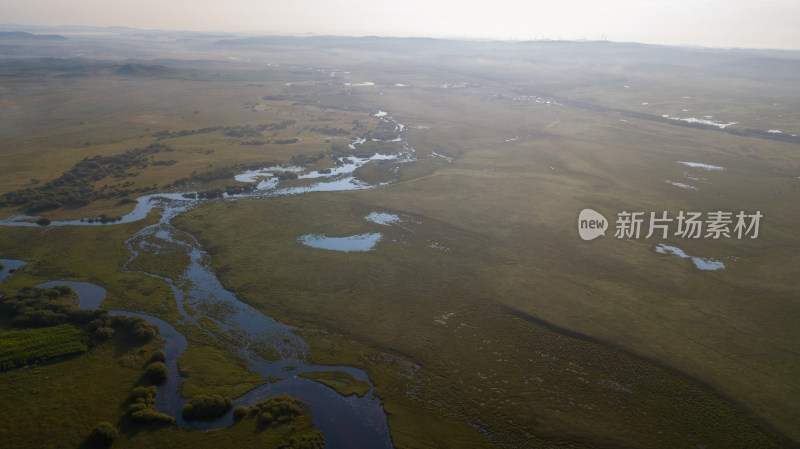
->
[[149, 349, 166, 363], [168, 166, 235, 188], [278, 429, 325, 449], [152, 121, 296, 140], [126, 385, 174, 424], [1, 286, 100, 328], [87, 422, 118, 447], [0, 285, 159, 348], [252, 395, 305, 426], [145, 361, 169, 385], [309, 125, 349, 136], [275, 171, 298, 180], [88, 314, 158, 343], [289, 153, 325, 166], [182, 394, 233, 421], [232, 405, 249, 420], [0, 144, 168, 213]]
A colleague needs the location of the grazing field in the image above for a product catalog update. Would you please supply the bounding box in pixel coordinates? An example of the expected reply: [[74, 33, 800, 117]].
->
[[297, 371, 371, 398], [1, 28, 799, 448]]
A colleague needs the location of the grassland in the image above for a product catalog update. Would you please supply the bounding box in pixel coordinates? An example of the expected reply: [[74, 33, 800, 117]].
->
[[0, 331, 320, 449], [297, 370, 371, 397], [1, 29, 799, 448], [175, 190, 789, 448], [0, 210, 178, 320], [178, 344, 265, 398]]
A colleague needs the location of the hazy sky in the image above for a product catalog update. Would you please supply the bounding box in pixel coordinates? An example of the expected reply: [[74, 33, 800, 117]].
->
[[5, 0, 800, 49]]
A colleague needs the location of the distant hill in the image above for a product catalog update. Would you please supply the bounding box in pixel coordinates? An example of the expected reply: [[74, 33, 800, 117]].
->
[[114, 63, 171, 77], [708, 57, 800, 81], [0, 31, 67, 41], [0, 58, 183, 79]]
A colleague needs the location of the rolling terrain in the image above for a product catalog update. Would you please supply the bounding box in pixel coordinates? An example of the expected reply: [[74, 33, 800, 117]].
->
[[0, 27, 799, 448]]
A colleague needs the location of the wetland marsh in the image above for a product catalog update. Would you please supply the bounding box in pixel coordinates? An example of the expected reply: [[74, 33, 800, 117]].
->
[[0, 27, 799, 449]]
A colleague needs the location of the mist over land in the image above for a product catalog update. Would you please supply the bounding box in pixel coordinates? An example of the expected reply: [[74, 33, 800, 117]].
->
[[0, 24, 799, 449]]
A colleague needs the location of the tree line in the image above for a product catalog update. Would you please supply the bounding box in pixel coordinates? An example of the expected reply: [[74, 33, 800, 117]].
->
[[0, 144, 173, 213]]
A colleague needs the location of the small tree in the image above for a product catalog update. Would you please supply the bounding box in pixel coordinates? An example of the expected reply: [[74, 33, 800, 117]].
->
[[132, 321, 158, 341], [182, 394, 232, 421], [233, 405, 249, 420], [149, 349, 166, 363], [145, 361, 168, 384], [87, 422, 118, 447]]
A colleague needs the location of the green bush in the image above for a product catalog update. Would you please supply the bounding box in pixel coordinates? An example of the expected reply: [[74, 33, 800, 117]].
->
[[258, 411, 274, 425], [87, 422, 118, 447], [0, 286, 124, 339], [92, 327, 115, 340], [233, 405, 249, 420], [66, 308, 100, 324], [278, 429, 325, 449], [145, 361, 168, 384], [127, 402, 147, 413], [129, 408, 175, 424], [182, 394, 232, 421], [149, 349, 166, 363], [130, 385, 156, 401], [125, 385, 174, 424], [252, 395, 305, 426], [133, 322, 157, 341], [0, 144, 168, 213]]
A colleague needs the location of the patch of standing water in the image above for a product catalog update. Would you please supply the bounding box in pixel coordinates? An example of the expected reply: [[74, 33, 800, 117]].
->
[[235, 165, 304, 183], [365, 212, 401, 226], [0, 113, 419, 228], [672, 117, 738, 129], [678, 161, 725, 171], [0, 193, 196, 228], [17, 231, 394, 447], [665, 180, 699, 191], [299, 233, 382, 252], [655, 244, 725, 271], [130, 228, 395, 447], [0, 259, 26, 282]]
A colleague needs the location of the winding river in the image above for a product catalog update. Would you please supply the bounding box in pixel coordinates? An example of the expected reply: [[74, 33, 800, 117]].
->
[[0, 112, 421, 449]]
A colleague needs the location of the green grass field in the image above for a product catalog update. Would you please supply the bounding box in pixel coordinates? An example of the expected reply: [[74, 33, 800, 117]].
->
[[297, 371, 371, 398], [0, 324, 88, 370], [1, 31, 799, 448]]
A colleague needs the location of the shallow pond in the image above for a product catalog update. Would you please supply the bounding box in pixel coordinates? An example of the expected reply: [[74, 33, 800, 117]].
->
[[365, 212, 401, 226], [677, 161, 725, 171], [655, 244, 725, 271], [299, 233, 383, 252], [0, 259, 26, 282]]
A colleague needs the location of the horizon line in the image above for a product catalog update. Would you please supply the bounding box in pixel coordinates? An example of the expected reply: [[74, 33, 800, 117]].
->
[[2, 23, 799, 53]]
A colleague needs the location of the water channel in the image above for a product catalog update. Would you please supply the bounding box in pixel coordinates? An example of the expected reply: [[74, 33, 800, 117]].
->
[[0, 112, 420, 448]]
